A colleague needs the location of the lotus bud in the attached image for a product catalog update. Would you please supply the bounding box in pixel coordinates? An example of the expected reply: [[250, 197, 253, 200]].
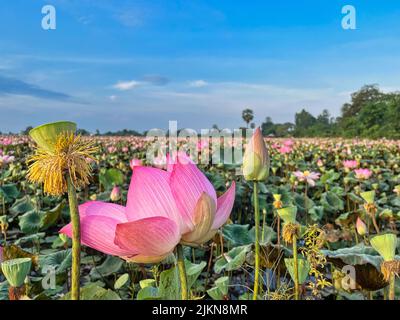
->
[[285, 258, 310, 284], [394, 185, 400, 196], [29, 121, 77, 152], [110, 186, 121, 202], [1, 258, 32, 288], [242, 128, 270, 181], [370, 234, 398, 262], [356, 217, 367, 236], [90, 194, 97, 201], [0, 215, 8, 233]]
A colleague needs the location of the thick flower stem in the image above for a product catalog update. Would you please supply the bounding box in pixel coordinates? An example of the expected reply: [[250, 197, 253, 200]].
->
[[293, 235, 299, 300], [177, 244, 188, 300], [276, 214, 281, 288], [67, 175, 81, 300], [252, 181, 260, 300], [389, 273, 395, 300]]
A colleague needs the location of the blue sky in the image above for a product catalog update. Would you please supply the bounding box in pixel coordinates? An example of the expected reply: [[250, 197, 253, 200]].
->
[[1, 0, 400, 133]]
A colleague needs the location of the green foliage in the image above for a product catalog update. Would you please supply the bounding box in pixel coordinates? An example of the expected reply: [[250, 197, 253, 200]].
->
[[260, 84, 400, 138], [99, 168, 124, 189]]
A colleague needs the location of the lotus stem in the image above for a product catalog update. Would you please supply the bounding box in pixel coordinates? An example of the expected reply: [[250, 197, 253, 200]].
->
[[252, 181, 260, 300], [67, 175, 81, 300], [276, 214, 281, 289], [292, 234, 299, 300], [8, 285, 26, 301], [389, 273, 395, 300], [262, 209, 266, 243], [177, 244, 188, 300]]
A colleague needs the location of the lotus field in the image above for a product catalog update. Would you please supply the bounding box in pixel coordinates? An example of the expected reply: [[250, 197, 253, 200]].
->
[[1, 123, 400, 301]]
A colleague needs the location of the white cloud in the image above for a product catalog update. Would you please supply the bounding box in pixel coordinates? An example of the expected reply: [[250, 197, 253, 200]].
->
[[112, 80, 142, 91], [109, 95, 117, 101], [188, 80, 208, 88]]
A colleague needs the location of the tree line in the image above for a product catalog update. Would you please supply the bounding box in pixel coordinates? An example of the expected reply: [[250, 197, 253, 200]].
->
[[242, 84, 400, 139]]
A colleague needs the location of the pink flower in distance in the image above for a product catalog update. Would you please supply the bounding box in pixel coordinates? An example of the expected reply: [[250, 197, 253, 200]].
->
[[283, 139, 294, 147], [343, 160, 358, 170], [0, 154, 15, 167], [293, 170, 320, 187], [130, 158, 143, 170], [197, 139, 209, 151], [354, 168, 372, 180], [60, 154, 236, 264], [278, 146, 292, 154]]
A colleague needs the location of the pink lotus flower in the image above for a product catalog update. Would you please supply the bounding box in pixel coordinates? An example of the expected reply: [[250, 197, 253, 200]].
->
[[293, 170, 320, 187], [278, 146, 292, 154], [107, 146, 117, 153], [354, 168, 372, 180], [343, 160, 358, 170], [152, 154, 167, 169], [283, 139, 294, 147], [197, 140, 209, 151], [0, 154, 15, 167], [130, 158, 143, 170], [0, 138, 12, 146], [122, 147, 129, 153], [60, 154, 236, 263]]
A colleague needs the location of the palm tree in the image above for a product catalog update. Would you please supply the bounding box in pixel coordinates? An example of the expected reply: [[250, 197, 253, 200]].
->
[[242, 109, 254, 128]]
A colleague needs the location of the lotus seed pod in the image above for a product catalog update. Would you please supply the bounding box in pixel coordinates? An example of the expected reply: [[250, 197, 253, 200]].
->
[[29, 121, 77, 152], [1, 258, 32, 288], [284, 258, 311, 284], [370, 233, 398, 261], [277, 206, 297, 224], [360, 191, 375, 204]]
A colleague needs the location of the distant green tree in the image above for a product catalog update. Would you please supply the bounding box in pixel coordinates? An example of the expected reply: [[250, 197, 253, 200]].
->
[[242, 109, 254, 128], [77, 129, 91, 136], [294, 109, 317, 136], [21, 126, 33, 135]]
